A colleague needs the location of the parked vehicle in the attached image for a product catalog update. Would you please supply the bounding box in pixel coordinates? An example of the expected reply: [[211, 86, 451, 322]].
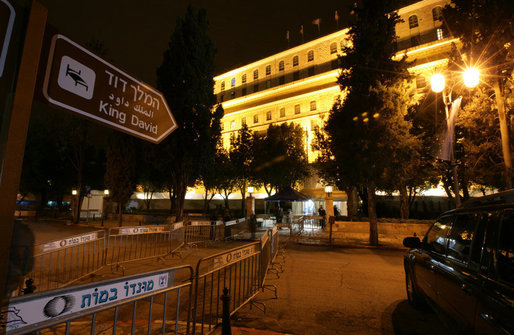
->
[[403, 191, 514, 335]]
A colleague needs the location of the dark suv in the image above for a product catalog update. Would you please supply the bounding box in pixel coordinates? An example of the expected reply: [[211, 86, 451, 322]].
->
[[403, 191, 514, 335]]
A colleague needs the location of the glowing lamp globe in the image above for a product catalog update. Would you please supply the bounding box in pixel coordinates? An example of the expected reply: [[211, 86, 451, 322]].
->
[[463, 68, 479, 88], [431, 73, 445, 93]]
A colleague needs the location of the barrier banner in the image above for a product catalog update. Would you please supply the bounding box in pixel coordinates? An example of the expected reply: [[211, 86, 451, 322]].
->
[[2, 270, 174, 333], [41, 232, 99, 252], [211, 244, 259, 271], [118, 226, 167, 235]]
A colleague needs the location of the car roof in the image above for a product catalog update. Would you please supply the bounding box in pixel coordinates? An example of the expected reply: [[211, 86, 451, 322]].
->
[[439, 190, 514, 217]]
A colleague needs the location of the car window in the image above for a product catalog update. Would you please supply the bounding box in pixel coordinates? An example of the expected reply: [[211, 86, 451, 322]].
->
[[424, 216, 452, 254], [497, 210, 514, 285], [447, 213, 479, 263]]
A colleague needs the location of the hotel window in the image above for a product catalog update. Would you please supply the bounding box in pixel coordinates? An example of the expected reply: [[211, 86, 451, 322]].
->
[[330, 42, 337, 54], [266, 111, 272, 121], [253, 114, 259, 124], [220, 81, 225, 91], [230, 120, 235, 129], [242, 117, 246, 126], [308, 66, 314, 77], [293, 55, 299, 66], [279, 60, 284, 71], [294, 104, 300, 114], [280, 107, 285, 118], [253, 69, 259, 80], [436, 28, 444, 40], [266, 65, 271, 75], [242, 87, 247, 96], [416, 75, 426, 89], [254, 83, 259, 92], [231, 77, 236, 87], [266, 79, 271, 89], [432, 6, 443, 21], [242, 73, 247, 84], [293, 71, 299, 81], [310, 100, 317, 111], [308, 50, 314, 62], [409, 15, 418, 29], [279, 75, 285, 85]]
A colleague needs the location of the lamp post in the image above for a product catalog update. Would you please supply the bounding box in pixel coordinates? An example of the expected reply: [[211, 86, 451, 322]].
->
[[102, 189, 109, 226], [71, 189, 78, 223], [431, 67, 479, 207], [246, 186, 255, 217], [324, 186, 334, 243]]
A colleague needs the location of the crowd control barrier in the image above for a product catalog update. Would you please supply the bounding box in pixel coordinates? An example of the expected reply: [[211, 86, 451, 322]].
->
[[105, 223, 184, 268], [223, 218, 248, 239], [3, 265, 194, 335], [191, 242, 262, 334], [24, 230, 108, 293], [185, 221, 224, 245]]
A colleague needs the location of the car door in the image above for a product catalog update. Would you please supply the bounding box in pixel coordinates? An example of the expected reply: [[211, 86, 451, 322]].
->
[[475, 209, 514, 335], [435, 212, 481, 333], [414, 216, 452, 304]]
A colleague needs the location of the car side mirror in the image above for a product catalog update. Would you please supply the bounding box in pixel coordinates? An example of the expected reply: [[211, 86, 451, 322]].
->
[[403, 236, 421, 248]]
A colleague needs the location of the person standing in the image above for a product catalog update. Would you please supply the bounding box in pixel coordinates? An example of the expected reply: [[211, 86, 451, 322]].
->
[[318, 205, 326, 229]]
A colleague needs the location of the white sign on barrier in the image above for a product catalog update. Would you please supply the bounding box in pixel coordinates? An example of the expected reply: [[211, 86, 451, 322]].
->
[[2, 270, 173, 333], [211, 244, 259, 271], [41, 232, 98, 252], [171, 222, 183, 230], [118, 226, 167, 235]]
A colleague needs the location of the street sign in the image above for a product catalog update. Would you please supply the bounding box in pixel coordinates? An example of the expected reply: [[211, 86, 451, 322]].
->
[[42, 34, 177, 143], [0, 0, 15, 78]]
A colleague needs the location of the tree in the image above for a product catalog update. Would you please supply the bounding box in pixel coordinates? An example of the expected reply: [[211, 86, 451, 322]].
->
[[325, 0, 410, 244], [214, 148, 237, 210], [253, 123, 310, 194], [443, 0, 514, 188], [135, 140, 167, 211], [156, 5, 222, 220], [230, 124, 254, 216], [104, 133, 136, 226]]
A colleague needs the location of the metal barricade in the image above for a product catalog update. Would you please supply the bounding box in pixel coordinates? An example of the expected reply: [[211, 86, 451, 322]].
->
[[224, 217, 248, 239], [22, 230, 108, 295], [3, 265, 194, 335], [106, 224, 184, 267], [191, 242, 261, 334], [184, 221, 223, 245], [270, 225, 279, 262]]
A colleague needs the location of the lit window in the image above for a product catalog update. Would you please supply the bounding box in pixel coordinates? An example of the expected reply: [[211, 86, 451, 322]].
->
[[416, 75, 426, 89], [330, 42, 337, 54], [253, 114, 259, 124], [432, 6, 443, 21], [253, 69, 259, 80], [409, 15, 418, 29], [310, 100, 317, 111], [280, 107, 285, 118], [293, 55, 299, 66], [220, 81, 225, 91], [294, 104, 300, 114], [266, 65, 271, 75], [266, 111, 272, 121], [436, 28, 444, 40], [242, 74, 247, 84], [242, 117, 246, 125], [308, 50, 314, 62], [231, 77, 236, 87], [279, 61, 284, 71], [230, 120, 235, 129]]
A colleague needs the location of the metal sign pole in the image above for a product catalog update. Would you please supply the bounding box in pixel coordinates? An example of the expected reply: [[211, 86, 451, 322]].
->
[[0, 0, 46, 304]]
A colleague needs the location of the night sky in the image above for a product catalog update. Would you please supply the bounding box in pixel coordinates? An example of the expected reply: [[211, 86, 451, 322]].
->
[[37, 0, 356, 86]]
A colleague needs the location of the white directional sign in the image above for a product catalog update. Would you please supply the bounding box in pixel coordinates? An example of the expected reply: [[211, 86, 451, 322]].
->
[[43, 34, 177, 143]]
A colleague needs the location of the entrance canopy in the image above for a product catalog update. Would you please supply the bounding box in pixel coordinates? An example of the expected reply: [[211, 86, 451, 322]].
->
[[264, 187, 310, 202]]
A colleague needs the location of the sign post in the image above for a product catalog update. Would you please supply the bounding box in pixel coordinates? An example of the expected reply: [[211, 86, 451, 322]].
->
[[42, 34, 177, 143]]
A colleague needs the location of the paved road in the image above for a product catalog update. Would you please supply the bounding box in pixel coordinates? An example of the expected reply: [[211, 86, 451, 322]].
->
[[233, 244, 452, 335]]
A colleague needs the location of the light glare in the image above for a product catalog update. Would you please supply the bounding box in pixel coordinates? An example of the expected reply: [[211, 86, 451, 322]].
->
[[431, 73, 445, 93], [463, 67, 479, 88]]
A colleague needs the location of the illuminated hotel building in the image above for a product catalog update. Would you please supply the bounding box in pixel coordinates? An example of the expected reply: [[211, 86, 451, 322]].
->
[[212, 0, 456, 208]]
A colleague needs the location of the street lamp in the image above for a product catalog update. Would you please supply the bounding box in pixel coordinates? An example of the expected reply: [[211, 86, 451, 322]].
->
[[431, 67, 479, 207], [247, 186, 254, 197]]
